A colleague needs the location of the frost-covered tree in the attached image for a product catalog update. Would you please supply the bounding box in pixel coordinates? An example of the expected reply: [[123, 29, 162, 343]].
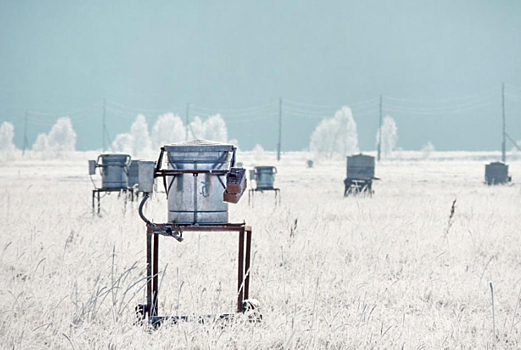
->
[[202, 114, 227, 142], [229, 138, 240, 150], [422, 141, 435, 160], [310, 107, 359, 160], [111, 114, 152, 156], [0, 122, 16, 152], [48, 117, 77, 154], [252, 143, 265, 161], [151, 113, 186, 148], [187, 115, 228, 142], [32, 117, 77, 156], [376, 115, 398, 158], [130, 115, 152, 156], [188, 117, 204, 140], [111, 134, 134, 154], [32, 133, 49, 153]]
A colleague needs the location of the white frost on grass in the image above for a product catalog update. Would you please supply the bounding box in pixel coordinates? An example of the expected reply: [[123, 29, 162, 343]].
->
[[1, 154, 521, 348]]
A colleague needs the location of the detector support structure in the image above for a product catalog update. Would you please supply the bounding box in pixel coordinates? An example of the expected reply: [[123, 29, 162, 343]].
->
[[91, 187, 137, 215], [136, 146, 257, 327], [136, 222, 253, 327], [343, 179, 374, 197], [89, 155, 137, 215], [248, 187, 281, 207]]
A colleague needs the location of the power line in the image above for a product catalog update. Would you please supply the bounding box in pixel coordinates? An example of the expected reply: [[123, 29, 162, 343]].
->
[[190, 101, 277, 113], [102, 99, 106, 152], [502, 83, 506, 162], [226, 114, 277, 124], [284, 97, 379, 109], [384, 89, 497, 103], [22, 111, 28, 155], [383, 102, 494, 116], [277, 98, 282, 161], [190, 107, 276, 119], [383, 93, 499, 112], [105, 100, 183, 115], [377, 95, 383, 162]]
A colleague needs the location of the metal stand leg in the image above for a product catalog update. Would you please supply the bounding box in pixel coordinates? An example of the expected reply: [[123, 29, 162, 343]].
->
[[146, 227, 160, 319], [146, 228, 152, 319], [237, 228, 245, 313], [244, 227, 252, 301], [152, 233, 159, 318], [141, 223, 254, 325], [92, 190, 95, 214], [123, 190, 128, 213], [97, 191, 101, 214]]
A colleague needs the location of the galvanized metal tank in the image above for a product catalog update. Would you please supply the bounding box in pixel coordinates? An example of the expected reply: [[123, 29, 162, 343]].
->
[[346, 154, 375, 180], [254, 166, 277, 189], [98, 154, 131, 189], [128, 160, 140, 187], [165, 140, 234, 224], [485, 162, 509, 185]]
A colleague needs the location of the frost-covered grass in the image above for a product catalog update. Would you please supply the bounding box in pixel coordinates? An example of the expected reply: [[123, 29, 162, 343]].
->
[[0, 152, 520, 349]]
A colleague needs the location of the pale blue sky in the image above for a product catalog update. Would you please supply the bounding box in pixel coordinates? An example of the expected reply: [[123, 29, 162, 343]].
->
[[1, 0, 520, 151]]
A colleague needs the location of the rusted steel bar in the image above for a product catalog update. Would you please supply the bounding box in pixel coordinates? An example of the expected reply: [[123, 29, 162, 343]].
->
[[148, 223, 246, 235], [146, 228, 152, 317], [143, 222, 251, 322], [237, 228, 245, 313], [155, 169, 229, 176], [152, 234, 159, 317], [244, 226, 252, 301]]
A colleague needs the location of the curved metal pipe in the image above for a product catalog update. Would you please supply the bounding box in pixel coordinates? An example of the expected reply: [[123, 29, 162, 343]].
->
[[139, 192, 155, 226]]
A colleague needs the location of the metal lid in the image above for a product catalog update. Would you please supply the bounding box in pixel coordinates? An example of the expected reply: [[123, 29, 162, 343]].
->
[[347, 153, 374, 159], [164, 139, 235, 152], [100, 153, 131, 157]]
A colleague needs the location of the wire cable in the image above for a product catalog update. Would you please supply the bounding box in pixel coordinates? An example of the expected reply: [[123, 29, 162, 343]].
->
[[284, 97, 379, 109], [384, 89, 497, 104]]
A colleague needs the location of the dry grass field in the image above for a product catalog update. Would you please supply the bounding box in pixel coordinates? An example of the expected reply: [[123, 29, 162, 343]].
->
[[1, 152, 520, 349]]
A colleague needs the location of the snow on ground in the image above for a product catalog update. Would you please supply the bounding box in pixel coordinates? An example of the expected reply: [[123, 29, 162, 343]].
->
[[0, 151, 520, 349]]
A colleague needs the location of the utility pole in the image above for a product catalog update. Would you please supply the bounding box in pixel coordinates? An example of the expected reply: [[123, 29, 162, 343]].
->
[[501, 83, 506, 163], [102, 99, 106, 152], [185, 103, 190, 140], [277, 98, 282, 161], [377, 95, 383, 162], [22, 111, 28, 155]]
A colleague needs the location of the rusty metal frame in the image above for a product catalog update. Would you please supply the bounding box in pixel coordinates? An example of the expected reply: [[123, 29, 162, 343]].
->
[[91, 187, 137, 214], [343, 178, 373, 197], [248, 188, 281, 207], [141, 222, 253, 326]]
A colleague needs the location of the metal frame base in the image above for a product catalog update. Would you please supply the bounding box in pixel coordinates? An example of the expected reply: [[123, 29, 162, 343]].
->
[[136, 223, 254, 328], [344, 179, 373, 197], [91, 187, 138, 214], [248, 188, 281, 207]]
